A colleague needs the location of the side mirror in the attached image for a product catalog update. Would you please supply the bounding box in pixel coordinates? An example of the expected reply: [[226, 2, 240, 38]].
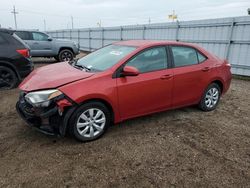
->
[[121, 66, 139, 77], [48, 37, 53, 41]]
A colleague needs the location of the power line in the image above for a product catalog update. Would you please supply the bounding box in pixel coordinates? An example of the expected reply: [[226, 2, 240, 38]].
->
[[11, 6, 18, 29]]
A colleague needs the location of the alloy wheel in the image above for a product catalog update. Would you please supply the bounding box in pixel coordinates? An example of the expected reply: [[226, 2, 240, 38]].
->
[[76, 108, 106, 138], [61, 51, 73, 61], [205, 87, 219, 108]]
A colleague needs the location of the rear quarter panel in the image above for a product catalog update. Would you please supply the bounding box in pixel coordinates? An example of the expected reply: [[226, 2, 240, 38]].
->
[[214, 59, 232, 94]]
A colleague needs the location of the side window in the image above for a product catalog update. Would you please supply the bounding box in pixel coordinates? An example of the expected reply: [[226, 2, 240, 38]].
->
[[197, 52, 207, 63], [126, 47, 168, 73], [0, 34, 7, 44], [171, 46, 199, 67], [15, 31, 31, 40], [32, 32, 48, 41]]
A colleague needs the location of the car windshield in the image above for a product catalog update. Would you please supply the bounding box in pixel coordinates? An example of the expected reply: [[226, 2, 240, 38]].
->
[[76, 45, 136, 72]]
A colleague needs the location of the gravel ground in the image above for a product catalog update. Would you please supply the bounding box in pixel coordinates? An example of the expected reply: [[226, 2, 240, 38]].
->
[[0, 57, 250, 187]]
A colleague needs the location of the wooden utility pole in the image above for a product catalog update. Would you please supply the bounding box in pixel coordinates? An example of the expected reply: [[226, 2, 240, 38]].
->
[[11, 6, 18, 29]]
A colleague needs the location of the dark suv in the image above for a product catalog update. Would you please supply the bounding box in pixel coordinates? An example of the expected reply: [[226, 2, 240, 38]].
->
[[0, 29, 33, 89]]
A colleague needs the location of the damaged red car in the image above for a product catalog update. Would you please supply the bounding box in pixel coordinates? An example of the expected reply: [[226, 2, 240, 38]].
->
[[16, 40, 232, 142]]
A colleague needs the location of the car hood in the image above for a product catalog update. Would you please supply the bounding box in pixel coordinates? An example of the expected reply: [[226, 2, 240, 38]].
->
[[19, 62, 94, 92]]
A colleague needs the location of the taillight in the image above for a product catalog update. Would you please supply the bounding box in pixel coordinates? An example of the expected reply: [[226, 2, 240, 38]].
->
[[16, 49, 30, 58]]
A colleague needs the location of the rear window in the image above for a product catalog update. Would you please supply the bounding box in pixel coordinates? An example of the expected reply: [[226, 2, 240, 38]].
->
[[197, 52, 207, 63]]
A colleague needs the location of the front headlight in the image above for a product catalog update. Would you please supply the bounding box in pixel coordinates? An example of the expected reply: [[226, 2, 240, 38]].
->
[[25, 89, 63, 107]]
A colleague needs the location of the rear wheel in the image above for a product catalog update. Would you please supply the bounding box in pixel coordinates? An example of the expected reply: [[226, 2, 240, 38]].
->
[[58, 49, 74, 62], [199, 83, 221, 111], [70, 102, 111, 142], [0, 66, 18, 90]]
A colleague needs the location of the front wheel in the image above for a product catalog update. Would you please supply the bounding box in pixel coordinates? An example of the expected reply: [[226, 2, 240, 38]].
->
[[199, 83, 221, 111], [70, 102, 111, 142], [58, 49, 74, 62]]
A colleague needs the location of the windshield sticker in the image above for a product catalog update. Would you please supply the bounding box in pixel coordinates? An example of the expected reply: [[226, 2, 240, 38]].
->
[[87, 65, 92, 69], [110, 51, 123, 56]]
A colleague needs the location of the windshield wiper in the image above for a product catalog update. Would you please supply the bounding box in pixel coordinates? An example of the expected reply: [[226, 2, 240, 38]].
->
[[69, 59, 91, 72], [75, 64, 91, 72]]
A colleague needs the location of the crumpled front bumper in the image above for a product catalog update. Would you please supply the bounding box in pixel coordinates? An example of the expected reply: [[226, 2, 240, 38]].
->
[[16, 92, 74, 136], [16, 101, 60, 135]]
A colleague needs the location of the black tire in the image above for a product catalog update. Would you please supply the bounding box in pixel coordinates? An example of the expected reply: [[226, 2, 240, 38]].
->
[[58, 49, 74, 62], [69, 102, 111, 142], [0, 66, 18, 90], [199, 83, 221, 111]]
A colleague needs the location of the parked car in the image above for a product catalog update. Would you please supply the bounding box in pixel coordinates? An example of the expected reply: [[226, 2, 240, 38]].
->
[[0, 29, 33, 90], [15, 30, 80, 62], [16, 40, 232, 142]]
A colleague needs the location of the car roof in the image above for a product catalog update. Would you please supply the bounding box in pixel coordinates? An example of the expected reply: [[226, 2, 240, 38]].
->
[[114, 40, 198, 48], [0, 28, 15, 34], [15, 30, 41, 33]]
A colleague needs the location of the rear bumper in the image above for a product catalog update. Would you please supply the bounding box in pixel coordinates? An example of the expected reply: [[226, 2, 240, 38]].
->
[[18, 59, 34, 79], [222, 72, 232, 95]]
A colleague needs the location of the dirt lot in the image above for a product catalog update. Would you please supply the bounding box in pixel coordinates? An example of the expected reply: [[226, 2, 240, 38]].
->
[[0, 57, 250, 187]]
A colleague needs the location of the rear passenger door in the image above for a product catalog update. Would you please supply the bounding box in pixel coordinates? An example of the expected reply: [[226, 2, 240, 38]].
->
[[170, 45, 209, 108]]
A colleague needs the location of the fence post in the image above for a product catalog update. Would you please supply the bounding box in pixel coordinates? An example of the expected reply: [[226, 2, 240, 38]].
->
[[225, 18, 235, 60], [70, 30, 72, 40], [78, 29, 80, 49], [102, 28, 104, 47], [176, 20, 180, 41], [62, 30, 64, 39], [120, 26, 123, 41], [89, 28, 91, 51], [142, 25, 146, 40]]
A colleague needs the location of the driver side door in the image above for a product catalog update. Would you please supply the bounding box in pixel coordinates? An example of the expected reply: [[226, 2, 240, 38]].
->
[[29, 32, 53, 56], [116, 46, 174, 120]]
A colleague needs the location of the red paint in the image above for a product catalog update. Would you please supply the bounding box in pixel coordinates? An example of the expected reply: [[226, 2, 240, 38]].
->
[[19, 40, 232, 124], [57, 99, 72, 113], [19, 62, 94, 91]]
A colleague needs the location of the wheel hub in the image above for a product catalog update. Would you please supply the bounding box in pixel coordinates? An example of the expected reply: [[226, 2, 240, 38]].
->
[[76, 108, 106, 138], [205, 87, 219, 108]]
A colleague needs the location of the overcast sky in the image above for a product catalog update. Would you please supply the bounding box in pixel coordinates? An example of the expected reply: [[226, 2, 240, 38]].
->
[[0, 0, 250, 31]]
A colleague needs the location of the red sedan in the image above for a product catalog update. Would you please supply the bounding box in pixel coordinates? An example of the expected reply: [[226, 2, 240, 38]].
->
[[16, 40, 232, 141]]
